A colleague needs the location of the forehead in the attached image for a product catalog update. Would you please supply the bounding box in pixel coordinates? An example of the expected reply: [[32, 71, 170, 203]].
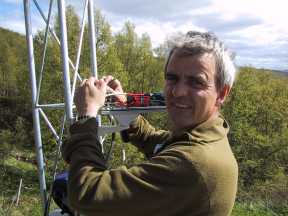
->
[[167, 51, 216, 78]]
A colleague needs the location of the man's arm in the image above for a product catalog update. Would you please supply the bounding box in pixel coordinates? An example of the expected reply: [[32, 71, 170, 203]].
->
[[121, 115, 171, 158], [61, 118, 207, 216], [63, 76, 209, 215]]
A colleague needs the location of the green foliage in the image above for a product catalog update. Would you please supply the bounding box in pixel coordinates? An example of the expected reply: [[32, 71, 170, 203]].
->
[[94, 10, 126, 81], [114, 21, 164, 92], [232, 202, 277, 216], [222, 67, 288, 212], [0, 27, 27, 98]]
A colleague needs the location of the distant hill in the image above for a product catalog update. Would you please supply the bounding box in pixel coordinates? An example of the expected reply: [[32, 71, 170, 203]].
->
[[272, 69, 288, 76], [0, 26, 28, 99], [0, 27, 26, 47], [0, 26, 27, 62], [238, 66, 288, 77], [0, 26, 24, 36]]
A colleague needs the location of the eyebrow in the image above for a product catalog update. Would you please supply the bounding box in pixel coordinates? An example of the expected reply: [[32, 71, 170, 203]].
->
[[165, 69, 210, 81], [184, 72, 209, 81]]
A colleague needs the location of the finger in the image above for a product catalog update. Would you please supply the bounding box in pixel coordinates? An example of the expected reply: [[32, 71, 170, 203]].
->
[[104, 75, 114, 84], [108, 78, 120, 89], [93, 79, 107, 94], [93, 78, 103, 86], [108, 78, 117, 86], [106, 86, 116, 94], [99, 79, 107, 90], [81, 79, 88, 87], [87, 77, 95, 87], [98, 78, 106, 86]]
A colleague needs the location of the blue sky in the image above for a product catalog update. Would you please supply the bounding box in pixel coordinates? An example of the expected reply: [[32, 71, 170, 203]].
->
[[1, 0, 287, 71]]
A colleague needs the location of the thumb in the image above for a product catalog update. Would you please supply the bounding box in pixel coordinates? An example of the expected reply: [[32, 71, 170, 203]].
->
[[98, 79, 107, 92], [106, 85, 117, 94]]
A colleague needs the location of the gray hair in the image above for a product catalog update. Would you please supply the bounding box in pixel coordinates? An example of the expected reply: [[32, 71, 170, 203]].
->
[[165, 31, 236, 90]]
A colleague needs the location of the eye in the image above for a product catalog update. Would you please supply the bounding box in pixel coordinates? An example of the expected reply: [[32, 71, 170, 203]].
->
[[188, 78, 207, 89], [165, 73, 178, 83]]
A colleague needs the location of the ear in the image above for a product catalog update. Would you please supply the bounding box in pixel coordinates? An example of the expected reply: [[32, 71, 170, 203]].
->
[[216, 85, 230, 106]]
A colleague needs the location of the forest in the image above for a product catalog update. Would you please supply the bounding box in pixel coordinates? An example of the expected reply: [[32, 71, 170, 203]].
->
[[0, 6, 287, 216]]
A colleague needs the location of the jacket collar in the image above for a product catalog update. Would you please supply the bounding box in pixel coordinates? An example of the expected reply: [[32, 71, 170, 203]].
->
[[170, 115, 229, 144]]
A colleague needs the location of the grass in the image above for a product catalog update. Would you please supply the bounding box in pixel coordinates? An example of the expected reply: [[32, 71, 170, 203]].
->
[[0, 195, 42, 216], [0, 152, 57, 216], [231, 202, 279, 216]]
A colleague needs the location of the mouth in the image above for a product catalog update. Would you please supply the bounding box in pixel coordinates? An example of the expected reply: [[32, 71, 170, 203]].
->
[[170, 103, 191, 109]]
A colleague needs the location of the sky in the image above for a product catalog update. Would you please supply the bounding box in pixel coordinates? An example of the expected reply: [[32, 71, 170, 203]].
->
[[0, 0, 287, 71]]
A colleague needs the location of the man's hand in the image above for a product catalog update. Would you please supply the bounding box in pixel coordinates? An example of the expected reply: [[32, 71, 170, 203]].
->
[[74, 77, 107, 117], [103, 75, 127, 104]]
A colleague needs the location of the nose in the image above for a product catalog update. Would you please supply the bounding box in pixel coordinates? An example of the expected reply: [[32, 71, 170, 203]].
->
[[172, 82, 188, 97]]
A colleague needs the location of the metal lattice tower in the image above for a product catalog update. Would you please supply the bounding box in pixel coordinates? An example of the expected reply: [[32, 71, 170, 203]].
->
[[24, 1, 167, 215], [23, 0, 99, 214]]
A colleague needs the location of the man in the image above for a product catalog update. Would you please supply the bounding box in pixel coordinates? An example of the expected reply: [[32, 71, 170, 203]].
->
[[61, 31, 238, 216]]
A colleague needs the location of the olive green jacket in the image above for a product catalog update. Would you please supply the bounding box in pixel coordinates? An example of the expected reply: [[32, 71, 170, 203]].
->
[[61, 115, 238, 216]]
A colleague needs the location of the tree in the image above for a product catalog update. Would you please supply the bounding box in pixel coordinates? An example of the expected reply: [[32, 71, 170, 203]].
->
[[222, 67, 288, 200]]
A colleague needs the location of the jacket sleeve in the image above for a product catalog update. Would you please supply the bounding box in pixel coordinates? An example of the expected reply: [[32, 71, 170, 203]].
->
[[61, 118, 206, 216], [121, 115, 171, 158]]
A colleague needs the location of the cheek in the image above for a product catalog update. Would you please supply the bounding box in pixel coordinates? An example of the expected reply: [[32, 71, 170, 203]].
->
[[199, 92, 218, 109], [193, 91, 216, 106], [164, 84, 172, 98]]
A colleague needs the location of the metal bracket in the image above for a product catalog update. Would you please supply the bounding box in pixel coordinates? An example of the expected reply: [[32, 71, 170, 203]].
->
[[98, 106, 166, 136]]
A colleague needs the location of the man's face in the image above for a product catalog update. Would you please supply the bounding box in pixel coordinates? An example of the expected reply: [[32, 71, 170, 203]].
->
[[164, 51, 221, 132]]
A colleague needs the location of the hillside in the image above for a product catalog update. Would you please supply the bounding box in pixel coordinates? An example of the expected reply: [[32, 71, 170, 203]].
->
[[272, 69, 288, 76], [0, 27, 25, 41]]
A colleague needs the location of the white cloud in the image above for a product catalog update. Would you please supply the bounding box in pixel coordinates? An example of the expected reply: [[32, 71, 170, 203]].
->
[[134, 20, 206, 47], [93, 0, 212, 20], [228, 24, 285, 45], [0, 0, 287, 70], [65, 0, 288, 70], [208, 0, 288, 37], [0, 11, 44, 36], [209, 0, 287, 21]]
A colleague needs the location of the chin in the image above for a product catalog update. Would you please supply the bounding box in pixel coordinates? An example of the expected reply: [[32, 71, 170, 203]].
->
[[170, 119, 195, 132]]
